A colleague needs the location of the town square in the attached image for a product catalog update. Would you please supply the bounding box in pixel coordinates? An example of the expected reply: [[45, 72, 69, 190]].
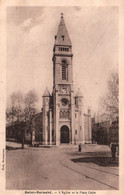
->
[[6, 7, 119, 191]]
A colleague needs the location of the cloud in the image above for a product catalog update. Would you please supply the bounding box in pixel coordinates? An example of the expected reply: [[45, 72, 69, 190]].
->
[[22, 18, 32, 28]]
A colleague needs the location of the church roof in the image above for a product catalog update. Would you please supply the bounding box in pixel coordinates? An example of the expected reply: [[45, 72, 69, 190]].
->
[[75, 88, 83, 97], [43, 88, 50, 97], [55, 13, 72, 46]]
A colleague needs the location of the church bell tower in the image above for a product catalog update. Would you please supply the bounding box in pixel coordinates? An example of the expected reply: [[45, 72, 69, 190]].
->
[[52, 13, 75, 145]]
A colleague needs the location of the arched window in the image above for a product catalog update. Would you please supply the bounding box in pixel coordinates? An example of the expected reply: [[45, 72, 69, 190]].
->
[[61, 60, 68, 80]]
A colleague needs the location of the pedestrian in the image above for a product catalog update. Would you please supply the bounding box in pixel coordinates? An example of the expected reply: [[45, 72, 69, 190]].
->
[[111, 144, 116, 160], [78, 143, 82, 152]]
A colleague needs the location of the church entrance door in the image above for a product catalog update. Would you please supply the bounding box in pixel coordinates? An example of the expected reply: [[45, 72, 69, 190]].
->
[[60, 125, 69, 143]]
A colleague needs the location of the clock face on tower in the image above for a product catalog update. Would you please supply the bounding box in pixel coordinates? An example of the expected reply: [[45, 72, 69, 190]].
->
[[61, 98, 68, 106], [58, 85, 70, 94]]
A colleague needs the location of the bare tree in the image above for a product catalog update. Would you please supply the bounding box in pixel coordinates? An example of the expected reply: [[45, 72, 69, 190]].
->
[[6, 90, 38, 124], [24, 89, 38, 121], [6, 90, 39, 149], [23, 90, 39, 148], [6, 91, 24, 125], [99, 72, 119, 120]]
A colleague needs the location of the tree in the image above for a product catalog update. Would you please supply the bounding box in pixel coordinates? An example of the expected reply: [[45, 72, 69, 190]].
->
[[6, 91, 24, 125], [23, 90, 39, 148], [6, 91, 25, 147], [99, 72, 119, 120], [6, 89, 39, 149], [24, 89, 38, 122]]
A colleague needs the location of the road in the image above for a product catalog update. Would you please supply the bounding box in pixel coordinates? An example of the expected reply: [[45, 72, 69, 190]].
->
[[6, 144, 119, 190]]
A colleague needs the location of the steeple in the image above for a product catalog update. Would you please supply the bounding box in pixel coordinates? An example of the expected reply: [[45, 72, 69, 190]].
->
[[43, 87, 50, 97], [52, 13, 73, 86], [75, 88, 83, 98], [55, 13, 72, 46]]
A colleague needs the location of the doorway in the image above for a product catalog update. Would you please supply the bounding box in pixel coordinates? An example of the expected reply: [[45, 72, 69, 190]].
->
[[60, 125, 69, 143]]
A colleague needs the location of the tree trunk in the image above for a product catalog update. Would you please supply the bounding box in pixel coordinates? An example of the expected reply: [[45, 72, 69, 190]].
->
[[22, 130, 25, 149]]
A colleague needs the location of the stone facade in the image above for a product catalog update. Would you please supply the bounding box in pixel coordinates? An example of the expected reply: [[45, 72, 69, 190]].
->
[[42, 14, 92, 145]]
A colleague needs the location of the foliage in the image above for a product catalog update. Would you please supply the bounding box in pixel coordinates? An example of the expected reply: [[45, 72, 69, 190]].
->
[[24, 90, 38, 122], [6, 90, 38, 124], [99, 72, 119, 120], [6, 91, 24, 124], [6, 90, 39, 148]]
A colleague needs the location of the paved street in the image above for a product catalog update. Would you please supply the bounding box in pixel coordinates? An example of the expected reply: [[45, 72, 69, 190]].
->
[[6, 143, 119, 190]]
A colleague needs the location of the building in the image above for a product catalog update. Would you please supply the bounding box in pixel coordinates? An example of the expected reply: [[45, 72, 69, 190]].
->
[[109, 118, 119, 144], [32, 14, 92, 146], [92, 114, 111, 144], [6, 14, 92, 146], [92, 113, 119, 145]]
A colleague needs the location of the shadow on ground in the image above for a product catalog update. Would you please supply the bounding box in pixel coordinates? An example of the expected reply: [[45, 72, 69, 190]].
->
[[6, 146, 21, 150], [28, 145, 51, 148], [71, 157, 119, 167], [67, 151, 110, 157]]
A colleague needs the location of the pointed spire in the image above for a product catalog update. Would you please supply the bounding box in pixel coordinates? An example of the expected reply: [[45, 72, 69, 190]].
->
[[43, 87, 50, 97], [75, 88, 83, 97], [55, 14, 72, 46]]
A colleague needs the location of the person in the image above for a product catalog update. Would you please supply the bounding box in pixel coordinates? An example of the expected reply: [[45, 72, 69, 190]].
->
[[78, 143, 82, 152], [111, 144, 116, 160]]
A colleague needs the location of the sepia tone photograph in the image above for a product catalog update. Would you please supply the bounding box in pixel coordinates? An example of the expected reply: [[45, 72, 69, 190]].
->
[[5, 6, 119, 191]]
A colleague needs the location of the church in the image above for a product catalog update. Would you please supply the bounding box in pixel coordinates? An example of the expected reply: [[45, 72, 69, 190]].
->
[[32, 14, 92, 146]]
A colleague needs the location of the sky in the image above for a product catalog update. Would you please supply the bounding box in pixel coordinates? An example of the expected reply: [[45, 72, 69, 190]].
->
[[6, 6, 118, 114]]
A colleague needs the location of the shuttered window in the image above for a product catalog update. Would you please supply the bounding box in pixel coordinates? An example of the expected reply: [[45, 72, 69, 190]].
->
[[62, 60, 68, 80], [62, 65, 67, 80]]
